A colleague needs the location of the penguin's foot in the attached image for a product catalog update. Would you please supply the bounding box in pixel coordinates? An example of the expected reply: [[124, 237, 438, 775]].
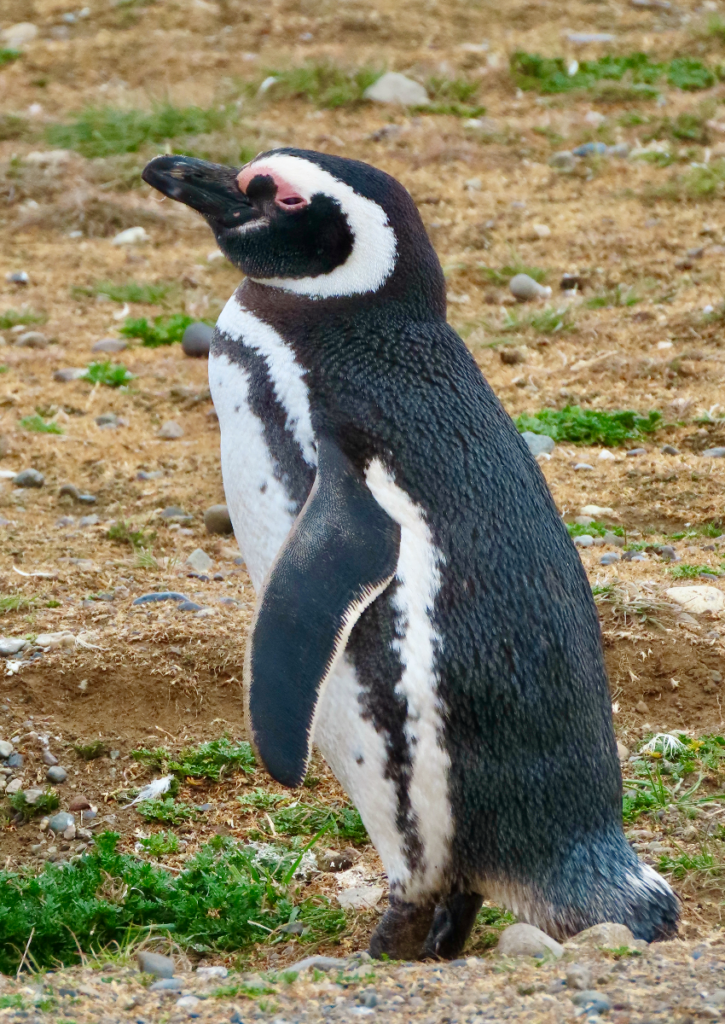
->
[[368, 896, 436, 961], [423, 893, 484, 960]]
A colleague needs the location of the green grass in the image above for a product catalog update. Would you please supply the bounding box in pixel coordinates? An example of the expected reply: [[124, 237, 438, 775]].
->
[[120, 314, 198, 347], [0, 114, 29, 141], [19, 414, 64, 435], [238, 788, 290, 811], [586, 284, 640, 309], [106, 520, 155, 551], [136, 798, 198, 824], [642, 161, 725, 203], [76, 281, 172, 305], [0, 309, 46, 330], [45, 103, 235, 159], [132, 739, 255, 782], [0, 595, 34, 615], [658, 849, 720, 880], [260, 802, 368, 845], [501, 305, 574, 335], [667, 563, 722, 578], [623, 733, 725, 823], [0, 831, 346, 972], [0, 49, 21, 67], [8, 790, 60, 821], [646, 111, 711, 145], [468, 905, 517, 954], [419, 76, 486, 117], [511, 50, 718, 95], [82, 361, 134, 388], [73, 740, 107, 760], [481, 262, 548, 286], [137, 831, 180, 857], [514, 406, 662, 446], [260, 61, 381, 109], [566, 521, 609, 538]]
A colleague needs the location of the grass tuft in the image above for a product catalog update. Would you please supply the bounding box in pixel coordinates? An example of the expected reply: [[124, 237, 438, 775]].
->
[[120, 314, 198, 347], [480, 262, 548, 285], [511, 50, 717, 95], [73, 740, 107, 760], [586, 284, 639, 309], [76, 281, 172, 305], [260, 802, 368, 844], [137, 831, 180, 857], [19, 414, 63, 435], [642, 161, 725, 203], [667, 563, 721, 578], [8, 790, 60, 821], [515, 406, 662, 446], [82, 361, 134, 388], [136, 797, 198, 824], [106, 520, 155, 550], [0, 595, 34, 614], [0, 49, 21, 68], [46, 103, 235, 158], [0, 309, 46, 330], [261, 61, 382, 109], [132, 739, 255, 782]]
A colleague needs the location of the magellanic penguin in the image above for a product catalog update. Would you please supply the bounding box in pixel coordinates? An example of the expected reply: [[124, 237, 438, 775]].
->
[[142, 149, 679, 959]]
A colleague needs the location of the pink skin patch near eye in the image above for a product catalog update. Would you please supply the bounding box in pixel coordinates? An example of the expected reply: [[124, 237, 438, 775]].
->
[[237, 165, 308, 210]]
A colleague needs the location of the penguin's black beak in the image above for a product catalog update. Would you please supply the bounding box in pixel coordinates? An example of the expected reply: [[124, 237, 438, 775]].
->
[[142, 155, 255, 230]]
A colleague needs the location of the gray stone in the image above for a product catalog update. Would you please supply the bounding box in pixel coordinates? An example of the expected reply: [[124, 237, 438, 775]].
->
[[549, 151, 576, 171], [0, 637, 27, 656], [661, 444, 679, 455], [181, 322, 213, 358], [658, 545, 679, 562], [204, 504, 234, 535], [13, 468, 44, 487], [521, 431, 555, 457], [364, 72, 429, 106], [617, 741, 629, 760], [186, 548, 213, 573], [158, 420, 184, 440], [509, 273, 552, 302], [571, 990, 612, 1014], [54, 368, 85, 383], [46, 765, 67, 784], [569, 922, 636, 948], [95, 412, 119, 427], [0, 739, 13, 758], [149, 978, 183, 992], [79, 514, 99, 527], [23, 788, 44, 806], [287, 955, 346, 973], [138, 951, 176, 978], [574, 535, 594, 547], [42, 749, 58, 766], [92, 338, 127, 354], [566, 963, 593, 990], [6, 752, 22, 767], [575, 516, 595, 526], [574, 463, 594, 471], [5, 778, 22, 795], [567, 31, 615, 43], [604, 531, 625, 547], [160, 506, 191, 520], [703, 447, 725, 458], [48, 811, 75, 833], [498, 923, 564, 959], [627, 447, 647, 456], [609, 142, 630, 158], [15, 331, 48, 349], [600, 552, 620, 565], [178, 600, 203, 611]]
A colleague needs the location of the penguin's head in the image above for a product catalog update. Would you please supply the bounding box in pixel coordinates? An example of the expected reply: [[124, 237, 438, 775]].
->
[[142, 148, 444, 309]]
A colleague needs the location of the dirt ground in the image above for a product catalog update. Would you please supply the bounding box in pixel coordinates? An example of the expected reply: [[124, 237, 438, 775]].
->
[[1, 0, 725, 999]]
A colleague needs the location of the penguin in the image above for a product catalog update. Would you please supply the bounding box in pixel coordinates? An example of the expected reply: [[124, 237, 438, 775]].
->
[[142, 149, 679, 959]]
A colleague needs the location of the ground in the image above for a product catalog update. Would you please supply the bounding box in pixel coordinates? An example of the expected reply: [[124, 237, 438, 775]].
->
[[0, 0, 725, 1015]]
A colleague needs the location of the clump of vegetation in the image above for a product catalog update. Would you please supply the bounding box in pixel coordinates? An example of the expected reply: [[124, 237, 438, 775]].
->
[[75, 281, 172, 305], [260, 61, 381, 109], [82, 361, 134, 388], [262, 802, 368, 845], [501, 305, 574, 335], [138, 831, 180, 857], [511, 50, 718, 95], [7, 790, 59, 821], [238, 788, 290, 811], [467, 904, 517, 953], [0, 309, 46, 330], [667, 563, 722, 579], [0, 596, 34, 615], [566, 521, 610, 538], [136, 797, 198, 824], [642, 161, 725, 203], [0, 49, 20, 68], [419, 76, 486, 117], [19, 414, 63, 435], [45, 103, 235, 158], [0, 114, 29, 141], [481, 262, 548, 285], [106, 520, 155, 550], [586, 284, 639, 309], [120, 314, 198, 347], [515, 406, 662, 446], [0, 831, 346, 972], [658, 849, 721, 881], [132, 739, 256, 782], [622, 733, 725, 823], [73, 740, 107, 760]]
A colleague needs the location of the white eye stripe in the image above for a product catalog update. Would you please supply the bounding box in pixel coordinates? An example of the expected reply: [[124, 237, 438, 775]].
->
[[245, 154, 398, 299]]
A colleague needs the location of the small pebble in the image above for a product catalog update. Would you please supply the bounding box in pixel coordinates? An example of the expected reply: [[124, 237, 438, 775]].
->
[[6, 271, 29, 285], [181, 322, 213, 358], [703, 447, 725, 458], [138, 951, 175, 978], [48, 811, 74, 833], [549, 151, 576, 171], [497, 922, 564, 959], [186, 548, 213, 573], [161, 505, 192, 521], [6, 752, 23, 767], [5, 778, 22, 795], [658, 545, 679, 562], [574, 463, 594, 471], [149, 978, 183, 992], [158, 420, 184, 440], [79, 514, 99, 527], [176, 995, 200, 1010], [196, 966, 228, 980], [574, 535, 594, 548], [92, 338, 127, 354], [661, 444, 679, 455], [572, 142, 608, 157], [204, 504, 234, 534], [112, 226, 149, 246], [133, 591, 189, 605], [363, 71, 430, 106], [571, 991, 612, 1015], [623, 550, 646, 561], [509, 273, 552, 302], [0, 739, 14, 758], [566, 963, 593, 990], [178, 600, 203, 612], [627, 448, 646, 457], [603, 531, 625, 547], [0, 637, 27, 656], [95, 412, 119, 428], [46, 765, 68, 784], [13, 468, 44, 487], [600, 552, 620, 565], [22, 787, 44, 805], [15, 331, 48, 349], [520, 432, 555, 457], [636, 700, 649, 714], [53, 368, 85, 382]]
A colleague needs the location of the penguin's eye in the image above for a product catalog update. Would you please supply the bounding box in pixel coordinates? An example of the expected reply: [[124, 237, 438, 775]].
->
[[276, 194, 307, 210]]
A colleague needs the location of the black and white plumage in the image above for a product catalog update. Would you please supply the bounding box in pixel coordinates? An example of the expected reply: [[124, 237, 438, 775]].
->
[[142, 149, 679, 958]]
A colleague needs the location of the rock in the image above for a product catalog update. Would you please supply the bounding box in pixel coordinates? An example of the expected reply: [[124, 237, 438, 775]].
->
[[636, 700, 649, 714], [574, 463, 594, 471], [6, 778, 23, 795], [703, 447, 725, 458], [520, 432, 555, 456], [581, 505, 615, 517], [112, 226, 149, 246], [36, 632, 74, 649], [531, 223, 551, 239], [25, 150, 71, 167], [623, 550, 645, 561], [1, 22, 38, 47], [499, 347, 527, 365], [176, 996, 200, 1010], [15, 331, 48, 349], [573, 142, 608, 156], [53, 368, 85, 382], [571, 990, 612, 1014], [79, 514, 99, 527], [181, 322, 213, 358], [179, 600, 203, 612], [609, 142, 630, 158], [6, 271, 29, 285], [627, 447, 647, 456], [497, 923, 564, 959], [186, 548, 213, 573], [158, 420, 184, 440], [363, 72, 429, 106], [23, 788, 44, 805], [287, 955, 346, 974], [160, 506, 191, 521], [509, 273, 552, 302], [567, 31, 615, 43], [92, 338, 127, 354], [661, 444, 679, 455], [95, 412, 119, 428], [658, 545, 678, 562], [149, 978, 183, 992], [133, 591, 189, 605], [138, 951, 175, 978], [204, 504, 233, 535], [574, 535, 594, 547], [0, 739, 14, 758], [13, 468, 44, 487], [617, 741, 630, 760], [48, 811, 74, 833], [63, 823, 76, 840], [68, 795, 91, 811], [196, 966, 228, 980], [602, 532, 624, 547], [337, 885, 384, 910], [570, 922, 636, 948], [46, 766, 67, 784], [575, 516, 594, 526], [600, 552, 620, 565], [0, 637, 27, 656], [549, 151, 576, 171], [42, 749, 58, 766], [666, 586, 725, 615], [6, 753, 22, 767], [317, 848, 358, 872], [566, 963, 593, 990]]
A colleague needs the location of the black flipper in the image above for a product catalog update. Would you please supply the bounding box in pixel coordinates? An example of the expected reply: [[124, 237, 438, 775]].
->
[[245, 437, 401, 788]]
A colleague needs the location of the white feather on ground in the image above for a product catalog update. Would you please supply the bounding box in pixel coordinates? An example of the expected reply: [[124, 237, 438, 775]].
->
[[127, 774, 175, 805]]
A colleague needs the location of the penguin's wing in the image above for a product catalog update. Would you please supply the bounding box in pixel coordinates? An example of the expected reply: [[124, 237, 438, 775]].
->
[[244, 436, 400, 787]]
